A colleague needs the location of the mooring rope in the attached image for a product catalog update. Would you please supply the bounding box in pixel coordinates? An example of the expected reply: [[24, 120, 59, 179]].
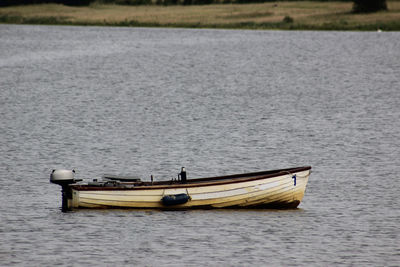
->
[[296, 172, 311, 178], [283, 170, 311, 178]]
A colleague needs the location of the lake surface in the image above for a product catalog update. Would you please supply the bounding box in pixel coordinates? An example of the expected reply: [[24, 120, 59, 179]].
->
[[0, 25, 399, 266]]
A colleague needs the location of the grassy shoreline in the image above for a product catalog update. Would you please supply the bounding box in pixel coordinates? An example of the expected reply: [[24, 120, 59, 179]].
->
[[1, 1, 400, 31]]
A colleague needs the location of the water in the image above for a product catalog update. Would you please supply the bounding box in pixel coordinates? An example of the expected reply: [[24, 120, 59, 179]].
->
[[1, 25, 399, 266]]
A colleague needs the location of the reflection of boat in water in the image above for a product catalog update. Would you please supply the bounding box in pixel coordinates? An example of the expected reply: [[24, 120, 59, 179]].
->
[[50, 166, 311, 211]]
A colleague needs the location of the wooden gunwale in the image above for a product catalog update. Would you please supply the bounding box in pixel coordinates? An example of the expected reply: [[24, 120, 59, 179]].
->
[[72, 166, 311, 191]]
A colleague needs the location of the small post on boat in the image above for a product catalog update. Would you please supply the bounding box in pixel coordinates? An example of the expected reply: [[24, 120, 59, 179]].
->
[[180, 167, 187, 184]]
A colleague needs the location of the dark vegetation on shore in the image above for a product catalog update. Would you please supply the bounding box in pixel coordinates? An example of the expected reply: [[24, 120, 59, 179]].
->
[[353, 0, 387, 13], [0, 0, 93, 6], [0, 0, 361, 7]]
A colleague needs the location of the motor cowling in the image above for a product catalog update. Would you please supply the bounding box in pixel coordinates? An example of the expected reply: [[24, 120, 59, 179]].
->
[[50, 169, 76, 186]]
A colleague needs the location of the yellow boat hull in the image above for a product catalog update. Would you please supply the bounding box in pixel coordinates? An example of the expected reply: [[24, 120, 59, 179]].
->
[[65, 167, 310, 210]]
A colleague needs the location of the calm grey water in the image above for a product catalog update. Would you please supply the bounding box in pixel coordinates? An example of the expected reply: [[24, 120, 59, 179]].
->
[[1, 24, 399, 266]]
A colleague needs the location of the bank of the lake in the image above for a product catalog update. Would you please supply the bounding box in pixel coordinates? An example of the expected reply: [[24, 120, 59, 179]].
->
[[1, 1, 400, 30]]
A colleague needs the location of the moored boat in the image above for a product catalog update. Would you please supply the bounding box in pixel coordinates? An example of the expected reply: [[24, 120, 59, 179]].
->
[[50, 166, 311, 211]]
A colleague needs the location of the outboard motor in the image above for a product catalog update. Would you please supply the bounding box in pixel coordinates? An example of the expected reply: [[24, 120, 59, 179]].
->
[[179, 167, 187, 184], [50, 169, 76, 186], [50, 169, 78, 212]]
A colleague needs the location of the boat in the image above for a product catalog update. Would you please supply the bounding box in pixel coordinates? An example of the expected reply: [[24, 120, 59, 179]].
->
[[50, 166, 311, 211]]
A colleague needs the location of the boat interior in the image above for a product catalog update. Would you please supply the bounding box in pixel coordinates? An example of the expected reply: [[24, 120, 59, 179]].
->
[[72, 166, 311, 189]]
